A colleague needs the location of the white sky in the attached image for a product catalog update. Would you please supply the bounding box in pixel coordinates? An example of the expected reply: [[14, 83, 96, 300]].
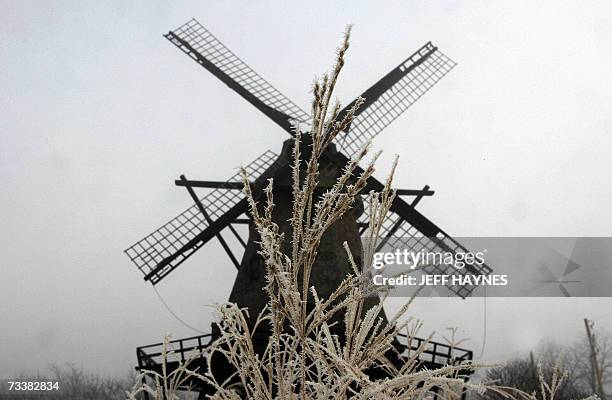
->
[[1, 1, 611, 378]]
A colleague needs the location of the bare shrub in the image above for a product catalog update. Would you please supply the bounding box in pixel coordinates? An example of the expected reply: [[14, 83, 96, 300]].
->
[[6, 364, 134, 400], [478, 339, 606, 400]]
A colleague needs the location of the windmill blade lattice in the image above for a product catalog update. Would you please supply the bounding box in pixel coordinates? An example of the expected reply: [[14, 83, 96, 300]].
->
[[358, 203, 493, 298], [337, 43, 456, 156], [124, 150, 278, 284], [165, 19, 310, 132]]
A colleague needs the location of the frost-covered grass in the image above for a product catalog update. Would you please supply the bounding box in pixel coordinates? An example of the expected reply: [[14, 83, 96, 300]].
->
[[128, 28, 597, 400]]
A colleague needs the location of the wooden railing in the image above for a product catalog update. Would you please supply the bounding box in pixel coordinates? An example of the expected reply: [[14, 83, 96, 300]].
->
[[136, 334, 212, 369], [137, 332, 472, 370], [396, 333, 473, 366]]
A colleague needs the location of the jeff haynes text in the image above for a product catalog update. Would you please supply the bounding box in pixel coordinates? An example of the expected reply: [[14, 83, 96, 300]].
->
[[373, 274, 508, 286]]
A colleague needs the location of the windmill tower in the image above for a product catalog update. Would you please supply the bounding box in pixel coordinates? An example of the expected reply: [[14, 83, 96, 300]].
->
[[126, 18, 492, 397]]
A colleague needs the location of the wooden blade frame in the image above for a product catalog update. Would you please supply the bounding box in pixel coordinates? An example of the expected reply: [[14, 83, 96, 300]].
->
[[124, 150, 278, 284], [164, 19, 310, 134], [336, 42, 457, 156]]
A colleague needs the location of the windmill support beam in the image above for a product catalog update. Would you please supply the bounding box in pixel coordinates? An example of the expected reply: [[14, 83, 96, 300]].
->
[[361, 185, 434, 198], [175, 180, 245, 190], [173, 178, 250, 247], [228, 223, 247, 248], [176, 179, 433, 197], [409, 185, 431, 207], [178, 175, 241, 270], [358, 223, 369, 235], [396, 187, 434, 198]]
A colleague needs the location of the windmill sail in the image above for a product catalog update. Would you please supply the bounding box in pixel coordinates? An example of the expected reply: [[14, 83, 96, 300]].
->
[[124, 150, 278, 284], [336, 42, 456, 156], [139, 19, 489, 295], [165, 19, 310, 134], [358, 206, 493, 298], [323, 148, 491, 298]]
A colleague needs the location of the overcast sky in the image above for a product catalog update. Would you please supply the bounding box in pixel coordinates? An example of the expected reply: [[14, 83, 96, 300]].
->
[[1, 1, 612, 378]]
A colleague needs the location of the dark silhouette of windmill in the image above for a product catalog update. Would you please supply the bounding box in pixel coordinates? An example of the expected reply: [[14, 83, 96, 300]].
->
[[125, 18, 492, 397]]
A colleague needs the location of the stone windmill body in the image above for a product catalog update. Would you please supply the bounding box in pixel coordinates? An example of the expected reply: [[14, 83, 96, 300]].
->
[[125, 18, 492, 397]]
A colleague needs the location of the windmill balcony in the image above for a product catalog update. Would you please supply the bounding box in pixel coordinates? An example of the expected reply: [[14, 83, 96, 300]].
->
[[135, 332, 474, 397]]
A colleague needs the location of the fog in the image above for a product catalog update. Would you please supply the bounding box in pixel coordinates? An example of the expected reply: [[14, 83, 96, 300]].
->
[[1, 1, 611, 378]]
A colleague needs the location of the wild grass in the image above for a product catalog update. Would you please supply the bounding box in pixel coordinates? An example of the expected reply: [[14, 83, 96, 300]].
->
[[128, 28, 598, 400]]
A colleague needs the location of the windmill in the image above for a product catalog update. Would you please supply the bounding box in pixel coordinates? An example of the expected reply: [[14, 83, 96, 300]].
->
[[126, 18, 492, 397]]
